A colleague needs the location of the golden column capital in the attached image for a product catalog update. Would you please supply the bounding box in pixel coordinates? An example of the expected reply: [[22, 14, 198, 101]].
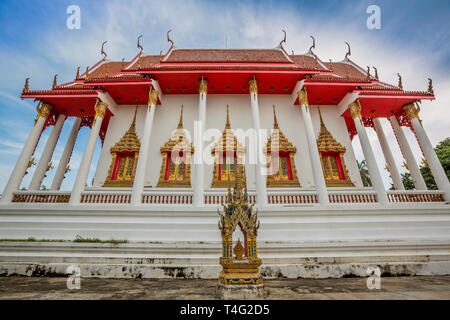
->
[[94, 100, 108, 120], [37, 102, 53, 120], [348, 99, 362, 119], [403, 103, 420, 121], [199, 78, 208, 94], [148, 88, 159, 106], [297, 88, 308, 106], [248, 78, 258, 94]]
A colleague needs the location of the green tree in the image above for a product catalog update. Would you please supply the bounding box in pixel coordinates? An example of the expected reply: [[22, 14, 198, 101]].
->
[[390, 137, 450, 190], [357, 160, 372, 187]]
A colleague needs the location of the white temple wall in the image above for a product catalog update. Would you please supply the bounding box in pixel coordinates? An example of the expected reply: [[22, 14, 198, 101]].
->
[[94, 95, 363, 189]]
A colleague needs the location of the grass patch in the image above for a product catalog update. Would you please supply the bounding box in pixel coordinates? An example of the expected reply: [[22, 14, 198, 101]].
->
[[0, 236, 128, 245], [73, 235, 128, 245]]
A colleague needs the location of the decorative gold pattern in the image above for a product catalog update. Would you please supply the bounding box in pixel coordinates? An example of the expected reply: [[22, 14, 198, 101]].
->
[[103, 108, 140, 187], [403, 103, 420, 121], [84, 66, 90, 80], [348, 100, 362, 119], [265, 106, 301, 187], [397, 73, 403, 89], [36, 102, 52, 122], [211, 106, 246, 188], [199, 77, 208, 94], [316, 109, 355, 187], [218, 165, 262, 286], [22, 78, 30, 94], [297, 89, 308, 106], [157, 105, 194, 187], [428, 78, 434, 95], [94, 100, 108, 120], [148, 88, 159, 107], [52, 74, 58, 89], [248, 78, 258, 94]]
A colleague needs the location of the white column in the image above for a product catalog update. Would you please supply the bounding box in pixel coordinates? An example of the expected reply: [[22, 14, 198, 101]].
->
[[130, 88, 158, 205], [404, 104, 450, 201], [51, 117, 81, 190], [373, 118, 404, 190], [0, 103, 52, 204], [69, 101, 107, 204], [29, 113, 66, 190], [297, 89, 329, 205], [248, 79, 267, 207], [389, 115, 427, 190], [349, 100, 389, 205], [193, 79, 207, 207]]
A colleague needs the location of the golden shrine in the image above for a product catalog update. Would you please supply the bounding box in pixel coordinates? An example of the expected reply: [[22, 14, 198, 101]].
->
[[103, 108, 140, 187], [218, 165, 262, 286], [156, 105, 194, 187], [265, 106, 301, 187], [316, 109, 355, 187], [211, 106, 246, 188]]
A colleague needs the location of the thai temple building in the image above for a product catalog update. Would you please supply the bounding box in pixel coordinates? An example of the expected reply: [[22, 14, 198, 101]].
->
[[0, 32, 449, 278]]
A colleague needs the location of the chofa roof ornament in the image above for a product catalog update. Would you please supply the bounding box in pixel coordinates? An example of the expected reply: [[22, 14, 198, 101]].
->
[[309, 35, 316, 54], [101, 41, 108, 60], [279, 29, 287, 48], [167, 29, 174, 46], [344, 42, 351, 60], [137, 35, 144, 52]]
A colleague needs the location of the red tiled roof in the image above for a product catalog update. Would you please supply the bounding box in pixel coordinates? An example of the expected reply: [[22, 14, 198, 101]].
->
[[291, 55, 328, 70], [85, 75, 151, 83], [325, 61, 369, 80], [164, 49, 291, 63], [86, 61, 128, 79]]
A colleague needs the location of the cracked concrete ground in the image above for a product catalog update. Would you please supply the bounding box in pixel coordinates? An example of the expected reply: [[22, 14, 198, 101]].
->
[[0, 276, 449, 300]]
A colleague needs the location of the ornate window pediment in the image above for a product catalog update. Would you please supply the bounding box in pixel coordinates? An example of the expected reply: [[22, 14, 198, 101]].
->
[[265, 106, 301, 187], [316, 109, 355, 187], [157, 105, 194, 187], [103, 108, 140, 187], [211, 106, 246, 188]]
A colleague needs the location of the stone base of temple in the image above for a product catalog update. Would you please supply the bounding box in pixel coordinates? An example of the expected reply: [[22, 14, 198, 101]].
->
[[216, 284, 267, 300]]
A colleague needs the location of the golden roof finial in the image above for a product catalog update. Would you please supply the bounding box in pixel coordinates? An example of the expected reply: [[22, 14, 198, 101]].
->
[[225, 105, 231, 129], [318, 107, 325, 126], [131, 106, 137, 130], [366, 66, 371, 80], [397, 73, 403, 89], [52, 74, 58, 89], [85, 66, 90, 80], [76, 67, 80, 79], [317, 108, 346, 153], [373, 66, 379, 80], [22, 78, 30, 94], [177, 105, 184, 129], [329, 59, 334, 72], [121, 58, 126, 69], [167, 29, 174, 46], [427, 78, 434, 94], [273, 105, 279, 129]]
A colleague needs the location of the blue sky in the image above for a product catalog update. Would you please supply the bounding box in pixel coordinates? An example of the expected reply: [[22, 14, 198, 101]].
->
[[0, 0, 449, 191]]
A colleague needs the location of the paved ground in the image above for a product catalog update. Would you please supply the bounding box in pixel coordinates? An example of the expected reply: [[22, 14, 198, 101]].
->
[[0, 276, 449, 300]]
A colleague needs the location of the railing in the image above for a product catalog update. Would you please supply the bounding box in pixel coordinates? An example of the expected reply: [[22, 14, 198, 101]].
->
[[9, 189, 446, 205], [328, 190, 377, 204], [142, 191, 192, 205], [81, 191, 131, 204], [267, 192, 318, 205], [204, 191, 256, 205], [387, 190, 445, 203], [12, 191, 71, 203]]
